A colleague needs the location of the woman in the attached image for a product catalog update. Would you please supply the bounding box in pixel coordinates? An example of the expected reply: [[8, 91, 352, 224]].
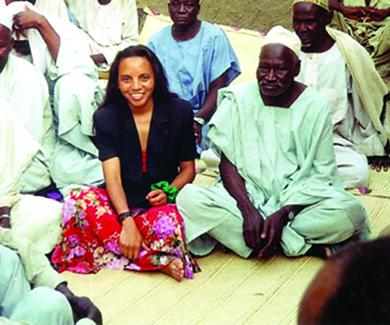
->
[[51, 45, 199, 281]]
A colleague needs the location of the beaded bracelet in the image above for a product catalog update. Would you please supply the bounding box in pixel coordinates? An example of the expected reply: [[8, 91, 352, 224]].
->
[[150, 181, 179, 203]]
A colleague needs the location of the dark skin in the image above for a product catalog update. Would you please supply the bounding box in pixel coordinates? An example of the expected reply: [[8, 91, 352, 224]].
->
[[13, 6, 60, 61], [293, 3, 334, 53], [220, 44, 307, 257], [0, 206, 11, 228], [293, 2, 390, 171], [329, 0, 390, 22], [168, 0, 228, 145], [0, 25, 13, 74]]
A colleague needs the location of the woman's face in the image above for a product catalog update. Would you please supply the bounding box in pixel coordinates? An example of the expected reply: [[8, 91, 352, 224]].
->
[[118, 56, 155, 111]]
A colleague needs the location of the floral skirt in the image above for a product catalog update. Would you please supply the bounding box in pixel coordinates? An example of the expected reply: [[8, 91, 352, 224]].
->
[[51, 187, 199, 278]]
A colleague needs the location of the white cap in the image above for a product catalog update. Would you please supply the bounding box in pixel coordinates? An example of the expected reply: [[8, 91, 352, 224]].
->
[[262, 25, 301, 58]]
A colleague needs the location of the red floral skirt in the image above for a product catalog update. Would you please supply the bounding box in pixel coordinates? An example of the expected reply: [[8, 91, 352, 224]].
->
[[51, 187, 199, 278]]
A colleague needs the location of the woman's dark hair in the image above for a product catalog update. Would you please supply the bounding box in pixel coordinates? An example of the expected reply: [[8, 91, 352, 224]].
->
[[100, 45, 176, 108]]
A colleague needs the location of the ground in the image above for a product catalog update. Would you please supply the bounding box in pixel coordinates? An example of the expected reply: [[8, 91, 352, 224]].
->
[[138, 0, 294, 32]]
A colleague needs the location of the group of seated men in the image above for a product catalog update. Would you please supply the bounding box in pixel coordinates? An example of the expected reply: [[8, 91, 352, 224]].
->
[[0, 0, 389, 323]]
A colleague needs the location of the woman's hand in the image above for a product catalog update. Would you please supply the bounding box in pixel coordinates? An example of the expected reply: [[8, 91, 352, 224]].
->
[[119, 217, 143, 260], [146, 189, 168, 206]]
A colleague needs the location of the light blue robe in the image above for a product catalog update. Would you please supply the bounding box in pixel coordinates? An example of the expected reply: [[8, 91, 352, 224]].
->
[[148, 21, 241, 111]]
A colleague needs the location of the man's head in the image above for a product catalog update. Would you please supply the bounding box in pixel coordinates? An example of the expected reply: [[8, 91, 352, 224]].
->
[[168, 0, 200, 28], [257, 26, 301, 101], [292, 1, 333, 52], [0, 24, 13, 73], [299, 238, 390, 324]]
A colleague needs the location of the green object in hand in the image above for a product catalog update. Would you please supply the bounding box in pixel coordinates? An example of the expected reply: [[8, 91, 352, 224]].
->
[[150, 181, 179, 203]]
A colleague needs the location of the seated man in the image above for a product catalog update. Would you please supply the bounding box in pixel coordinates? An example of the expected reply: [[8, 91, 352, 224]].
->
[[2, 2, 104, 191], [329, 0, 390, 86], [148, 0, 241, 151], [65, 0, 139, 71], [293, 0, 390, 189], [0, 97, 61, 254], [176, 26, 369, 260], [0, 236, 102, 324], [0, 21, 55, 194], [299, 237, 390, 324]]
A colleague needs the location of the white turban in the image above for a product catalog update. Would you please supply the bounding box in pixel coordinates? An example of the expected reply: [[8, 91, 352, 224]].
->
[[262, 25, 302, 58]]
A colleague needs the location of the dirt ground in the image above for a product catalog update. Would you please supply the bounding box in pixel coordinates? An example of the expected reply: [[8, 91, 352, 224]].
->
[[137, 0, 295, 32]]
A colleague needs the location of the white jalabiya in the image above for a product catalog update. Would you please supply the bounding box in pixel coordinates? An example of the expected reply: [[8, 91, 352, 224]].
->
[[0, 54, 55, 192], [0, 98, 61, 254], [34, 0, 70, 21], [0, 54, 55, 157], [66, 0, 139, 67], [4, 2, 104, 190], [297, 43, 384, 188]]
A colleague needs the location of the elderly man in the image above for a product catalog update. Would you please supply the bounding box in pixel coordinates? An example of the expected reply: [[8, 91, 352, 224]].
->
[[1, 2, 103, 191], [148, 0, 241, 151], [177, 26, 369, 259], [0, 20, 54, 194], [66, 0, 139, 70], [293, 0, 390, 189]]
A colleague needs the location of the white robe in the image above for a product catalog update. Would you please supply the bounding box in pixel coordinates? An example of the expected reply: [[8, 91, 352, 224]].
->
[[66, 0, 139, 67], [0, 98, 61, 254], [297, 43, 384, 188], [4, 2, 104, 190]]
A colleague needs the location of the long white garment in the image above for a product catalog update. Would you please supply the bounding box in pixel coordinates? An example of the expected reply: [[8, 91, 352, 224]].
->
[[0, 98, 61, 254], [296, 43, 383, 188], [177, 82, 369, 258], [0, 54, 55, 161], [4, 2, 104, 190], [66, 0, 139, 66], [34, 0, 70, 21]]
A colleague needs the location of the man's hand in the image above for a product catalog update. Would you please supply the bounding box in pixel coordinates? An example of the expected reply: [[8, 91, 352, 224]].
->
[[146, 189, 168, 207], [90, 54, 107, 66], [365, 7, 390, 22], [368, 156, 390, 172], [13, 6, 45, 31], [0, 216, 11, 229], [257, 208, 289, 258], [119, 217, 143, 260], [193, 122, 203, 147], [0, 207, 11, 229], [243, 209, 264, 249], [342, 6, 366, 20]]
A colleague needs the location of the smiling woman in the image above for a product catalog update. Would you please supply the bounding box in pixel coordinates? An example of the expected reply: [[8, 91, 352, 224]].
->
[[51, 45, 200, 282]]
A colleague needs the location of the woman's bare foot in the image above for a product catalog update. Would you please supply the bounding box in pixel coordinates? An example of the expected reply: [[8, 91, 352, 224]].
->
[[161, 258, 184, 282]]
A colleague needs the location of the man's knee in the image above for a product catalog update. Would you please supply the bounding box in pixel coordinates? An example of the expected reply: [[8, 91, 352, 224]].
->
[[26, 287, 73, 321], [54, 73, 95, 102], [176, 184, 203, 212], [0, 245, 21, 271]]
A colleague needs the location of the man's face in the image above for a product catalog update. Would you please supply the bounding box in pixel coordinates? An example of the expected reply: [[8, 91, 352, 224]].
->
[[168, 0, 200, 27], [292, 3, 328, 51], [0, 25, 13, 72], [257, 44, 299, 98]]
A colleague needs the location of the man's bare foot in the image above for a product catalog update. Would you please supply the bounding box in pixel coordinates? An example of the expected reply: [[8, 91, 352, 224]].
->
[[161, 258, 184, 282]]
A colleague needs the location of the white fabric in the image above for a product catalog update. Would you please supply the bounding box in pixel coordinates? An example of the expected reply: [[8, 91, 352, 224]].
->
[[262, 25, 301, 58], [0, 54, 55, 160], [0, 99, 61, 253], [34, 0, 69, 21], [0, 98, 39, 207], [297, 43, 383, 188], [66, 0, 139, 66]]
